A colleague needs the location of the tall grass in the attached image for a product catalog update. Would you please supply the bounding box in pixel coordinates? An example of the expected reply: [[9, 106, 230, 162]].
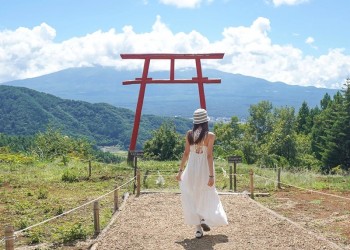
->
[[0, 158, 134, 248]]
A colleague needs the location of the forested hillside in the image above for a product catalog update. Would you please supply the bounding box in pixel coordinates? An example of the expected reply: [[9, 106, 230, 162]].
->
[[212, 80, 350, 173], [0, 85, 191, 149]]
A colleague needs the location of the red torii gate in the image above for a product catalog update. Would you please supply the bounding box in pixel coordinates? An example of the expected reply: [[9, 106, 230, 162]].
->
[[121, 53, 224, 152]]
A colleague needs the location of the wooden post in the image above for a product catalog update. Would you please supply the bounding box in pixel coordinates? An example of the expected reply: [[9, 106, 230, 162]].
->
[[130, 150, 143, 194], [133, 156, 137, 194], [114, 188, 119, 212], [233, 162, 237, 192], [249, 169, 254, 199], [136, 170, 141, 197], [277, 168, 281, 189], [228, 156, 241, 192], [88, 160, 92, 178], [93, 201, 100, 235], [5, 225, 14, 250], [229, 164, 233, 191]]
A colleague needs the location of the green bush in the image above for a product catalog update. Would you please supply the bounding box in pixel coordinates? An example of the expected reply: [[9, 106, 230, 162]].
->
[[59, 223, 88, 244], [61, 170, 79, 183], [37, 188, 48, 199], [17, 217, 31, 230], [28, 229, 43, 244], [56, 205, 64, 215]]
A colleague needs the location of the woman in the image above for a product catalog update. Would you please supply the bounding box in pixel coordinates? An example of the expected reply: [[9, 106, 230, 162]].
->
[[176, 108, 228, 239]]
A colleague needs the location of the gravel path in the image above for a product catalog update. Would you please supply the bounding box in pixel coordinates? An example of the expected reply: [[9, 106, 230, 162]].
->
[[90, 192, 343, 250]]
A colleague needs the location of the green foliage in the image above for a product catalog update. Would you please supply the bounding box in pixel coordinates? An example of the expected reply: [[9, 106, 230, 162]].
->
[[296, 101, 311, 134], [0, 85, 191, 149], [32, 127, 93, 161], [213, 84, 350, 173], [37, 188, 49, 199], [92, 149, 124, 163], [247, 100, 273, 144], [311, 84, 350, 173], [265, 106, 297, 163], [0, 151, 35, 164], [58, 223, 88, 244], [18, 217, 31, 230], [143, 122, 184, 161], [61, 169, 79, 183], [214, 116, 243, 159], [28, 230, 44, 244], [56, 205, 64, 215]]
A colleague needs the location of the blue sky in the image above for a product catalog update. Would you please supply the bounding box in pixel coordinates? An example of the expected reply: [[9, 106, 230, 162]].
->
[[0, 0, 349, 89]]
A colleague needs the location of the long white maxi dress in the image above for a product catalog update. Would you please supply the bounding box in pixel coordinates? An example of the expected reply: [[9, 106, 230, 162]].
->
[[179, 144, 228, 227]]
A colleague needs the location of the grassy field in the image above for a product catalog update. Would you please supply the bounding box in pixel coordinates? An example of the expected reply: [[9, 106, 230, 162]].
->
[[1, 155, 349, 248]]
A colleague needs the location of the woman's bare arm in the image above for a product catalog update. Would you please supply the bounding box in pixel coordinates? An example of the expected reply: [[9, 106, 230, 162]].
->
[[176, 134, 190, 181], [207, 132, 215, 187]]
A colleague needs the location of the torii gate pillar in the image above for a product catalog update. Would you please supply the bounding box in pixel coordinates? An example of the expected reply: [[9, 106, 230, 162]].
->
[[121, 53, 224, 152]]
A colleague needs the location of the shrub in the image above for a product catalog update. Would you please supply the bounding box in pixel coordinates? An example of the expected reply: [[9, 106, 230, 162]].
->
[[28, 230, 43, 244], [61, 170, 79, 183], [59, 223, 87, 244], [37, 188, 48, 199]]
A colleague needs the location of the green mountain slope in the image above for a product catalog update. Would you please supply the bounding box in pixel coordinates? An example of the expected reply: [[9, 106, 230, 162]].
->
[[0, 85, 191, 149]]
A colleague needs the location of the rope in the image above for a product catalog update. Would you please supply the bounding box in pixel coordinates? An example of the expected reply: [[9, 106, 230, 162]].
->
[[14, 177, 136, 235], [144, 173, 177, 177], [254, 174, 350, 202], [142, 173, 249, 178], [1, 234, 17, 245], [141, 169, 177, 173]]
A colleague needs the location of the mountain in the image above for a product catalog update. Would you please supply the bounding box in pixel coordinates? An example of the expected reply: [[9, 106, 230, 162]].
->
[[3, 67, 339, 119], [0, 85, 192, 149]]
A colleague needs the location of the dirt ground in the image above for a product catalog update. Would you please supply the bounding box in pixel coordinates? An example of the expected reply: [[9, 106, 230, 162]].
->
[[71, 192, 348, 250], [256, 188, 350, 249]]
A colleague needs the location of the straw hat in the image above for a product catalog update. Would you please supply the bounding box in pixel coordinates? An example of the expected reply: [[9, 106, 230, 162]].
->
[[193, 108, 210, 124]]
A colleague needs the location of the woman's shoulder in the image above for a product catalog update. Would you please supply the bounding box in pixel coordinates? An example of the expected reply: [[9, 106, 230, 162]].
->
[[208, 132, 215, 138], [204, 132, 215, 145]]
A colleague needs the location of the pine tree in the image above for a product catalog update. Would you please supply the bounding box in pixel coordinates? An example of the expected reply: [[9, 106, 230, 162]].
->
[[341, 79, 350, 171], [319, 88, 349, 173], [296, 101, 311, 134]]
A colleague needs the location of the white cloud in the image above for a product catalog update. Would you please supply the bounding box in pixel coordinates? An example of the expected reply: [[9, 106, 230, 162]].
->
[[158, 0, 210, 8], [0, 16, 350, 89], [305, 36, 318, 49], [270, 0, 309, 7], [305, 36, 314, 44]]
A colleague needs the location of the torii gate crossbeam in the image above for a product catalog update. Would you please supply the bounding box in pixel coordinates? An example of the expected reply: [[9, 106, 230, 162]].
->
[[120, 53, 224, 151]]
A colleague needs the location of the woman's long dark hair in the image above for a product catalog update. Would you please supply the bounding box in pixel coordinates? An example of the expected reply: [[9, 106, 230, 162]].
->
[[187, 122, 209, 145]]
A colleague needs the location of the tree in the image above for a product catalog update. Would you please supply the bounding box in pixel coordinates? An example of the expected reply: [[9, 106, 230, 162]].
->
[[313, 89, 350, 173], [32, 127, 93, 163], [247, 101, 273, 144], [265, 106, 297, 164], [320, 93, 332, 110], [240, 126, 259, 164], [214, 116, 243, 158], [296, 101, 311, 134], [143, 122, 184, 161], [321, 80, 350, 172]]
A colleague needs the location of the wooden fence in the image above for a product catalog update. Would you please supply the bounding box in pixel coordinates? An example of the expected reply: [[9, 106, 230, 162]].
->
[[3, 165, 284, 249], [2, 170, 141, 250]]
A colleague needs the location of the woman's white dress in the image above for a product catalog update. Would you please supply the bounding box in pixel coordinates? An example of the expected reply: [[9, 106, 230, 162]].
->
[[179, 145, 228, 226]]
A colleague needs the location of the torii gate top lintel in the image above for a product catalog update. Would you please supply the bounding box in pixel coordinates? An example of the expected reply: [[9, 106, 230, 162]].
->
[[121, 53, 224, 151], [120, 53, 224, 60]]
